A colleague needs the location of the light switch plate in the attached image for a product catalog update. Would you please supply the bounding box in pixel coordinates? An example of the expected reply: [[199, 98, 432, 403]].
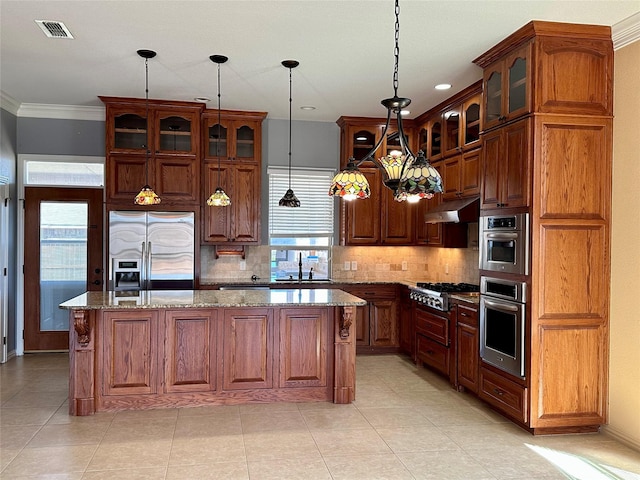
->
[[402, 261, 408, 271], [351, 261, 358, 271]]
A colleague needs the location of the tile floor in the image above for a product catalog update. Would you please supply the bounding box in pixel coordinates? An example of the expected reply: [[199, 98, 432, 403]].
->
[[1, 353, 640, 479]]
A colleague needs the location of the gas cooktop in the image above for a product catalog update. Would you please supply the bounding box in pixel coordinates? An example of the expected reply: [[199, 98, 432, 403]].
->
[[410, 282, 479, 311]]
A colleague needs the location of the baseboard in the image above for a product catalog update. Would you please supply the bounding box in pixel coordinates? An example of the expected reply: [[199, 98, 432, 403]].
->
[[601, 424, 640, 453]]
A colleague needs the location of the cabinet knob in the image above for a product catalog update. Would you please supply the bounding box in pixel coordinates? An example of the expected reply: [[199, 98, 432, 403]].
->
[[493, 388, 504, 396], [93, 280, 101, 285]]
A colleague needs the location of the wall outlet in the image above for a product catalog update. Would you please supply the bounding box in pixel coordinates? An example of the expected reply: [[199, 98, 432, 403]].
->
[[445, 263, 449, 274], [343, 261, 350, 271], [401, 261, 408, 271], [351, 261, 358, 271], [239, 260, 246, 271]]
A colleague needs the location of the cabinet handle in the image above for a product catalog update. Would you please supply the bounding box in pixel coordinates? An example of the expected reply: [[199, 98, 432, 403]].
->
[[460, 312, 468, 317], [427, 350, 435, 355], [493, 388, 504, 396]]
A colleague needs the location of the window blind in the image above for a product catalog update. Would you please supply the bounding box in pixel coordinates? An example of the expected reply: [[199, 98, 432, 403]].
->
[[268, 168, 334, 236]]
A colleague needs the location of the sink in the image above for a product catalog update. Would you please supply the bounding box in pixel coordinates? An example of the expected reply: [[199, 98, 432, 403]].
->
[[273, 278, 331, 283]]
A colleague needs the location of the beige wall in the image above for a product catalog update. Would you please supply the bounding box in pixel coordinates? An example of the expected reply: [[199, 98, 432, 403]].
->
[[607, 39, 640, 449]]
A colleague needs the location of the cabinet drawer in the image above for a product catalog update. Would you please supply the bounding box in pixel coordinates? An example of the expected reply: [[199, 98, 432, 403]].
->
[[479, 366, 528, 423], [415, 308, 449, 345], [416, 334, 449, 375], [456, 303, 478, 327]]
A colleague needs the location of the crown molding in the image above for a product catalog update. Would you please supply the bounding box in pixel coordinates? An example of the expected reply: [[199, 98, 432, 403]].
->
[[613, 11, 640, 50], [17, 103, 105, 121], [0, 91, 20, 116]]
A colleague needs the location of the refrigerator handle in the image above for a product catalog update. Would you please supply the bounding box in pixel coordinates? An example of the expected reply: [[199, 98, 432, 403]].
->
[[141, 241, 147, 290], [147, 241, 152, 289]]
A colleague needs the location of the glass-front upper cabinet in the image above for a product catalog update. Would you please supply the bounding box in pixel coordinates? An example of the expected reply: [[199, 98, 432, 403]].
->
[[429, 115, 443, 161], [443, 106, 461, 156], [483, 43, 531, 130], [203, 114, 264, 163], [347, 127, 380, 165], [113, 112, 147, 151], [207, 121, 229, 159], [462, 94, 482, 149], [418, 123, 429, 156], [155, 109, 199, 155]]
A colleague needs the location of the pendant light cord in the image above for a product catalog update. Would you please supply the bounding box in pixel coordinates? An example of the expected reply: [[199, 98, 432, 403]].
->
[[392, 0, 400, 99], [144, 56, 150, 186], [217, 62, 222, 187], [288, 65, 293, 190]]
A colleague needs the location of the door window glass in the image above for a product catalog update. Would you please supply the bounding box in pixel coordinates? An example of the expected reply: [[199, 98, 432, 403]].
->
[[39, 202, 88, 331]]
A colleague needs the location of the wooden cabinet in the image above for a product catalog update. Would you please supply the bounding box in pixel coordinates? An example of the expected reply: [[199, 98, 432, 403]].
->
[[337, 117, 415, 246], [101, 97, 204, 206], [201, 110, 266, 245], [342, 284, 399, 353], [482, 43, 531, 130], [455, 302, 479, 393], [480, 117, 532, 210], [442, 148, 481, 201], [398, 285, 414, 358], [415, 304, 452, 379], [278, 308, 329, 388], [100, 310, 159, 397], [164, 309, 217, 393], [474, 21, 613, 434], [202, 162, 260, 243], [415, 161, 468, 249]]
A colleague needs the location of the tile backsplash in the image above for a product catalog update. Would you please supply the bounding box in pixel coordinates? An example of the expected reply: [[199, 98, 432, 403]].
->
[[201, 241, 479, 285]]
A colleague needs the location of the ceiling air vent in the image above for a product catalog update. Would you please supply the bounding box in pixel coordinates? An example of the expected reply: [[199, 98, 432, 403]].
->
[[35, 20, 74, 39]]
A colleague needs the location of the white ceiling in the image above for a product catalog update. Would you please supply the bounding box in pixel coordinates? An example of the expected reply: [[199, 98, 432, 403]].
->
[[1, 1, 638, 121]]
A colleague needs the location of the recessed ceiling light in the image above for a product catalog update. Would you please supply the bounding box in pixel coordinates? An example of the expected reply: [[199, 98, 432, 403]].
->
[[435, 83, 452, 90], [194, 97, 211, 103], [400, 110, 410, 116], [300, 106, 316, 111]]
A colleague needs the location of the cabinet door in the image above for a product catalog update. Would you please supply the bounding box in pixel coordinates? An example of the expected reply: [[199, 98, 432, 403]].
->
[[483, 63, 503, 130], [154, 109, 200, 155], [381, 186, 414, 244], [233, 121, 260, 162], [457, 311, 479, 393], [347, 126, 382, 163], [462, 95, 482, 150], [502, 118, 531, 209], [222, 309, 273, 390], [154, 155, 199, 204], [443, 106, 462, 156], [231, 164, 260, 243], [442, 154, 462, 201], [370, 299, 398, 347], [354, 304, 370, 346], [106, 155, 147, 202], [107, 104, 148, 153], [481, 118, 531, 210], [278, 308, 328, 388], [399, 287, 414, 357], [504, 44, 531, 121], [202, 163, 232, 242], [344, 168, 382, 245], [164, 309, 217, 393], [101, 310, 159, 396], [460, 148, 481, 197], [428, 115, 443, 161]]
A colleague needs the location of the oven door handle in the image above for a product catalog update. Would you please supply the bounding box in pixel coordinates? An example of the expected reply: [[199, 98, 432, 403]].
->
[[483, 299, 520, 312], [485, 232, 519, 240]]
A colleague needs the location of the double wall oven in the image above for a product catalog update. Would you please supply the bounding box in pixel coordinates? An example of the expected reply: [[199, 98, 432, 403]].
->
[[479, 212, 530, 380]]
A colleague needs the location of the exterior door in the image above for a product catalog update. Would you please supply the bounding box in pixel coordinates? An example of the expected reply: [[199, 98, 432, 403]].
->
[[24, 187, 103, 351]]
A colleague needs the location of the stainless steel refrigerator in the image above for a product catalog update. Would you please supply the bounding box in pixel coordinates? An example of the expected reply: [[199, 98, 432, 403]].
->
[[108, 211, 195, 290]]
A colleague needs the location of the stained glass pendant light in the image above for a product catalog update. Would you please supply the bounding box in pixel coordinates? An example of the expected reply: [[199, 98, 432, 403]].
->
[[279, 60, 301, 208], [328, 158, 371, 200], [206, 55, 231, 207], [328, 0, 443, 202], [134, 49, 161, 206]]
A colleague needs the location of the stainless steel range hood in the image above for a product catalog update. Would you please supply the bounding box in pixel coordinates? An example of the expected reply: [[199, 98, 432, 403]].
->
[[424, 196, 480, 224]]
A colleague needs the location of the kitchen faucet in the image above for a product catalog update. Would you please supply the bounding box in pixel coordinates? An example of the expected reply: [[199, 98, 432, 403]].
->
[[298, 253, 303, 281]]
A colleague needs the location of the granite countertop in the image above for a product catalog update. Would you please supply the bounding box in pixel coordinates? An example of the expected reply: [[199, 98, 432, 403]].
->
[[59, 289, 367, 310], [450, 293, 480, 305], [200, 279, 417, 288]]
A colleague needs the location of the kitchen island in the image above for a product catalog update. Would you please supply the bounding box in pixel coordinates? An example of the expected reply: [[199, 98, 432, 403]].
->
[[60, 289, 365, 416]]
